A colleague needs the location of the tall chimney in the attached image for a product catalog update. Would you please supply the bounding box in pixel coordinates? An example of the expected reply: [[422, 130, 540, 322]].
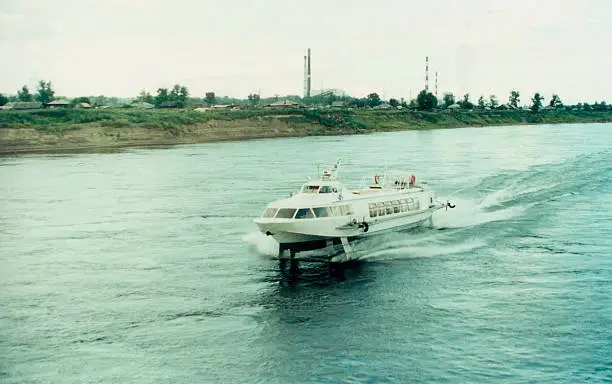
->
[[425, 56, 429, 92], [307, 48, 311, 98], [303, 55, 308, 98], [435, 71, 438, 97]]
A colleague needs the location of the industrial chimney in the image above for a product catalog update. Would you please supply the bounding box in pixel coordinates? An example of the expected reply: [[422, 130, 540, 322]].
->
[[303, 48, 311, 98]]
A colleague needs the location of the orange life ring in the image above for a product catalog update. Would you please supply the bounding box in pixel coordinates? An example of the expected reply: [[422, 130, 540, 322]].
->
[[410, 175, 416, 184]]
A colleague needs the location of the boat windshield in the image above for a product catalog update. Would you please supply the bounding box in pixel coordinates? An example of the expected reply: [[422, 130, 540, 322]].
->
[[302, 185, 319, 193], [319, 185, 333, 193], [301, 184, 336, 194]]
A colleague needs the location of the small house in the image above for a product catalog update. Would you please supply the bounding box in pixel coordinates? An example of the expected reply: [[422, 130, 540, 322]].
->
[[266, 99, 300, 109], [0, 101, 43, 110], [211, 104, 233, 110], [373, 102, 393, 110], [46, 99, 71, 108], [130, 102, 154, 109], [158, 101, 179, 108]]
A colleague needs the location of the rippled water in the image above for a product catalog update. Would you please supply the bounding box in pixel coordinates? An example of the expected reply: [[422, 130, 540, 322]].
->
[[1, 123, 611, 383]]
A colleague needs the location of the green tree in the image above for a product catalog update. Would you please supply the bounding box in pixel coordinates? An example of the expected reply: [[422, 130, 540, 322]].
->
[[459, 93, 473, 109], [348, 98, 368, 108], [17, 85, 33, 102], [549, 94, 563, 108], [366, 93, 381, 107], [155, 88, 169, 107], [442, 92, 455, 108], [170, 84, 189, 107], [477, 95, 486, 109], [593, 101, 607, 111], [247, 93, 261, 106], [509, 90, 520, 109], [205, 92, 216, 106], [489, 94, 498, 109], [389, 98, 399, 108], [90, 95, 113, 107], [0, 93, 8, 106], [35, 80, 55, 104], [416, 90, 437, 111], [531, 92, 544, 112], [137, 90, 155, 104]]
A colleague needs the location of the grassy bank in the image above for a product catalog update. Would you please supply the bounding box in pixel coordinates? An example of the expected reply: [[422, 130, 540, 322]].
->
[[0, 108, 610, 154]]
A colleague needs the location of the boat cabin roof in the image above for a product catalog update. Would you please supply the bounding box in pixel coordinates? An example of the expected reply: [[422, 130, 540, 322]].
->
[[300, 180, 342, 194]]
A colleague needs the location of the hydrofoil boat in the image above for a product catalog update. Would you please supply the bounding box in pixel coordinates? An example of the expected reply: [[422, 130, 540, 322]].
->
[[253, 160, 454, 262]]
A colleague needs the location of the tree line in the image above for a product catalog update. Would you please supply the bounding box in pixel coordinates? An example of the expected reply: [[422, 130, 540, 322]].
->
[[0, 81, 609, 113], [0, 81, 56, 105], [426, 90, 607, 113]]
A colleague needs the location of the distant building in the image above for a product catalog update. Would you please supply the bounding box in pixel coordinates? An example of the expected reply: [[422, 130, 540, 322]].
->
[[0, 101, 43, 110], [158, 101, 179, 108], [46, 99, 70, 108], [130, 102, 154, 109], [75, 102, 92, 109], [266, 99, 300, 109], [331, 101, 347, 108], [373, 102, 393, 110], [211, 104, 234, 110]]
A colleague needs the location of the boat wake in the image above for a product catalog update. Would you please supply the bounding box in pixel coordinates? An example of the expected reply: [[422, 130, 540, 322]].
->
[[431, 197, 531, 230]]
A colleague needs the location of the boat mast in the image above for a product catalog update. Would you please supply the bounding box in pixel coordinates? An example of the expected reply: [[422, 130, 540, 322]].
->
[[333, 159, 341, 179]]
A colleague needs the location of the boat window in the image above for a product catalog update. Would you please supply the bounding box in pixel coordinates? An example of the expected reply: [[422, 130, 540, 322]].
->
[[400, 199, 408, 212], [295, 208, 315, 219], [328, 206, 342, 216], [319, 185, 332, 193], [312, 207, 328, 217], [275, 208, 297, 219], [369, 203, 377, 217], [385, 201, 393, 215], [407, 199, 419, 211], [339, 205, 353, 215], [302, 185, 319, 193], [392, 200, 400, 213], [263, 208, 278, 218], [377, 202, 385, 216]]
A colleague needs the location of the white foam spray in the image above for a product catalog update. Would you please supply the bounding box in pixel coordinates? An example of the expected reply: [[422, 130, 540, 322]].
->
[[432, 197, 530, 229], [242, 232, 279, 257]]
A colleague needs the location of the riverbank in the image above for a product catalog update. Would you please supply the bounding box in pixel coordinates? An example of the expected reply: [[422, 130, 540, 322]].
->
[[1, 108, 610, 154]]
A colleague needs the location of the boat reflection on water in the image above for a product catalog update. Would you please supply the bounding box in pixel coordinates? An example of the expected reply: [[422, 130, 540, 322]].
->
[[276, 257, 365, 285]]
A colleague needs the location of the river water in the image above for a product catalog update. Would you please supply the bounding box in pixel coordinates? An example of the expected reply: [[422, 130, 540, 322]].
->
[[1, 123, 611, 383]]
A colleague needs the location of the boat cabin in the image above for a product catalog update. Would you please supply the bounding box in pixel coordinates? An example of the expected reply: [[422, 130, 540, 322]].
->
[[298, 164, 346, 195], [300, 182, 340, 194]]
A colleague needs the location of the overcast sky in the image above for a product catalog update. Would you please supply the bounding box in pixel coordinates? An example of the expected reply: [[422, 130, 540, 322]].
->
[[1, 0, 610, 104]]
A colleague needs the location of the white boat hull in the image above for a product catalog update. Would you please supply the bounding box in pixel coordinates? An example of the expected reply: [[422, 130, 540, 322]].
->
[[253, 204, 443, 246]]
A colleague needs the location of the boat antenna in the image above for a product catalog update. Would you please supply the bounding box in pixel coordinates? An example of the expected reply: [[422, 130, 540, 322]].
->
[[382, 159, 390, 187], [334, 158, 342, 179]]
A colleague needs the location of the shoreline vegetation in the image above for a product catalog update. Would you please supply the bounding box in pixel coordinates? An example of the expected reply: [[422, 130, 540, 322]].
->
[[0, 108, 610, 155]]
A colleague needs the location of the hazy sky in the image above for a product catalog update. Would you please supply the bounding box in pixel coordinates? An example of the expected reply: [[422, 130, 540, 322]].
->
[[1, 0, 610, 104]]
